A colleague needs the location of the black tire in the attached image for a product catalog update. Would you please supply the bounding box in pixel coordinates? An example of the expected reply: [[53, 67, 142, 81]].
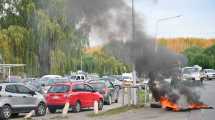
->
[[115, 99, 118, 103], [106, 95, 112, 105], [98, 100, 103, 111], [73, 101, 81, 113], [11, 113, 19, 118], [48, 108, 57, 113], [35, 103, 46, 116], [0, 105, 12, 120]]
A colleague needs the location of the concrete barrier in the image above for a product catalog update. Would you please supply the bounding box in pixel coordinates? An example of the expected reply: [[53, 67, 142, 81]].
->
[[94, 101, 98, 114], [62, 102, 70, 117], [24, 110, 34, 120]]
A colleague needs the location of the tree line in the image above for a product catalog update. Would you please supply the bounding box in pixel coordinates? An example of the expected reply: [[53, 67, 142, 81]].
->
[[183, 45, 215, 69], [0, 0, 130, 77], [159, 38, 215, 69], [159, 38, 215, 53]]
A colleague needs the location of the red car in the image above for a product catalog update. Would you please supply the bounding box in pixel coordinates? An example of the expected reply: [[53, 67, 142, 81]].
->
[[45, 82, 103, 113]]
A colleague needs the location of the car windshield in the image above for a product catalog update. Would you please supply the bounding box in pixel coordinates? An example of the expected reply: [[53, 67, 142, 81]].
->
[[39, 78, 68, 86], [70, 76, 76, 79], [206, 69, 215, 73], [48, 85, 70, 93], [183, 68, 199, 74]]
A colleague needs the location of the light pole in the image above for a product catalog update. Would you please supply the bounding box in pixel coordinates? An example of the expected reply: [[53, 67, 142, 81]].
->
[[131, 0, 138, 105], [154, 15, 182, 52]]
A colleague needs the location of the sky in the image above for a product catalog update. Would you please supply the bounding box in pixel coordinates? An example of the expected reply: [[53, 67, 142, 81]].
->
[[135, 0, 215, 38]]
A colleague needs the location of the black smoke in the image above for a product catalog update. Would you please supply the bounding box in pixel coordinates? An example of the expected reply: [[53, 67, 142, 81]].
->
[[39, 0, 203, 106]]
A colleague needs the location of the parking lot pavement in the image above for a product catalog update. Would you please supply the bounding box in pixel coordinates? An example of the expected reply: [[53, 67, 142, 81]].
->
[[12, 102, 122, 120]]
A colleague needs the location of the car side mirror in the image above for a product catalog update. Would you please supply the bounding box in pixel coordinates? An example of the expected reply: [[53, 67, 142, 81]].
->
[[29, 91, 36, 96]]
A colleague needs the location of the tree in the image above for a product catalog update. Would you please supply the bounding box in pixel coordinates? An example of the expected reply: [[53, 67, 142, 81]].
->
[[183, 45, 215, 69]]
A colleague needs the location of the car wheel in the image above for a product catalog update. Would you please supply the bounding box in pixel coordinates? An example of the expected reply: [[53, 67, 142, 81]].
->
[[0, 105, 12, 120], [11, 113, 19, 118], [35, 103, 46, 116], [115, 99, 118, 103], [98, 100, 103, 110], [49, 108, 57, 113], [107, 96, 112, 105], [73, 101, 81, 113]]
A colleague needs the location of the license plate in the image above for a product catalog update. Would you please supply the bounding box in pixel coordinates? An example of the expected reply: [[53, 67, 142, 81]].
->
[[52, 96, 60, 99]]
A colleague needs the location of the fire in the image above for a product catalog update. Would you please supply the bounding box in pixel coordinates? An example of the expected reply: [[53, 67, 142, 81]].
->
[[160, 97, 213, 111], [188, 103, 210, 109], [160, 97, 180, 111]]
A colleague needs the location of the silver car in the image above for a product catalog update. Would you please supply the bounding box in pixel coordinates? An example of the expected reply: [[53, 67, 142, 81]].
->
[[0, 83, 47, 119], [202, 69, 215, 80]]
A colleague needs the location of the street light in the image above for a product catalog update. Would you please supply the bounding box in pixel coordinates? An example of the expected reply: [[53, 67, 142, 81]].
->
[[131, 0, 138, 105], [154, 15, 182, 52]]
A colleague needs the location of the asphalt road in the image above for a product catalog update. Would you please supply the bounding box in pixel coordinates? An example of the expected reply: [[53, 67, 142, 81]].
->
[[12, 80, 215, 120]]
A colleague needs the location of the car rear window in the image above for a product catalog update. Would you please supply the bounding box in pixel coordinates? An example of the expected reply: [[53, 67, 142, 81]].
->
[[48, 85, 70, 93], [90, 83, 105, 90]]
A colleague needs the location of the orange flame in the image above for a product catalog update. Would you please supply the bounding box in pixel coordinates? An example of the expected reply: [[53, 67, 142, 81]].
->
[[160, 97, 211, 111], [160, 97, 180, 111]]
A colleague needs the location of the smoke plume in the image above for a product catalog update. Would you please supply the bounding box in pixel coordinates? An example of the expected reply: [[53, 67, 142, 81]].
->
[[39, 0, 204, 106]]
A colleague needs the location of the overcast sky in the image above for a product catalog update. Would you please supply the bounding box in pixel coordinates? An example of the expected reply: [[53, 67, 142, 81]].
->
[[135, 0, 215, 38]]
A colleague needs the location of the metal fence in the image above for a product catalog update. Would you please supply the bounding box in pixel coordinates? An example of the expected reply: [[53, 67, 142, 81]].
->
[[121, 83, 151, 106]]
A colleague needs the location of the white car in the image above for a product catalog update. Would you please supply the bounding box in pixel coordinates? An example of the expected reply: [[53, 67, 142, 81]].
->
[[182, 67, 201, 81], [0, 83, 47, 119], [202, 69, 215, 80], [40, 75, 62, 80]]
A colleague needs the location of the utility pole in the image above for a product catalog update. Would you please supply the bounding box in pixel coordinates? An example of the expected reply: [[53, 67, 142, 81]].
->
[[132, 0, 137, 105]]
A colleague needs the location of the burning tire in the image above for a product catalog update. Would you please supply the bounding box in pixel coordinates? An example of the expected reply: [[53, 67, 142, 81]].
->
[[150, 103, 162, 108]]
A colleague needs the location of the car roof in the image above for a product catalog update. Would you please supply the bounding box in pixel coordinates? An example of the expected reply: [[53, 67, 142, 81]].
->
[[204, 69, 214, 70], [41, 75, 62, 78], [0, 82, 25, 86], [51, 81, 85, 86]]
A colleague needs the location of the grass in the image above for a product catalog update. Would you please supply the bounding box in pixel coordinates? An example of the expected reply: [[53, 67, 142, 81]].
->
[[88, 105, 144, 117]]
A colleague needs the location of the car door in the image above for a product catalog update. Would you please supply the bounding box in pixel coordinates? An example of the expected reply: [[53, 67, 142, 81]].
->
[[16, 85, 37, 108], [72, 84, 87, 107], [106, 81, 117, 101], [83, 84, 94, 107], [4, 84, 22, 108]]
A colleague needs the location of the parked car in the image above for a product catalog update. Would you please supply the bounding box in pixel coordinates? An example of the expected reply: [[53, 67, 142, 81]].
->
[[102, 76, 122, 89], [202, 69, 215, 80], [0, 83, 47, 119], [182, 67, 202, 81], [46, 82, 103, 113], [39, 78, 70, 93], [87, 79, 120, 105], [41, 75, 62, 80], [122, 73, 133, 82]]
